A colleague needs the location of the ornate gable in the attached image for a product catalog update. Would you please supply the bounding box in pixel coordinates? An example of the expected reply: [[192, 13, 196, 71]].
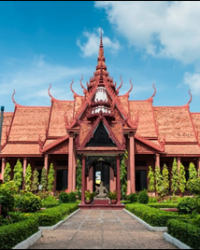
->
[[48, 140, 69, 154], [135, 139, 157, 154]]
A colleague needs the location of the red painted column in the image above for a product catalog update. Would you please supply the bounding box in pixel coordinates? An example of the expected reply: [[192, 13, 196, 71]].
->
[[72, 145, 76, 192], [68, 133, 74, 192], [116, 155, 121, 205], [177, 157, 181, 172], [1, 158, 6, 181], [81, 155, 86, 205], [129, 133, 135, 193], [127, 137, 131, 195], [23, 158, 27, 189], [155, 154, 160, 169], [110, 167, 115, 192], [44, 154, 49, 172]]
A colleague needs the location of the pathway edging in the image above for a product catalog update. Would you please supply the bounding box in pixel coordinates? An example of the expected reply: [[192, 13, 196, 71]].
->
[[39, 209, 80, 231], [124, 209, 168, 232], [163, 233, 192, 249], [13, 230, 42, 250]]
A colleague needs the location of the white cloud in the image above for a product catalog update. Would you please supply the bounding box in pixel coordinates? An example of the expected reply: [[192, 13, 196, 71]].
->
[[184, 72, 200, 95], [95, 1, 200, 64], [77, 28, 120, 57], [0, 56, 92, 110]]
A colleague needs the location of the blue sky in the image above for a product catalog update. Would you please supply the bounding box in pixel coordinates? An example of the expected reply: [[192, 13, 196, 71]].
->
[[0, 1, 200, 112]]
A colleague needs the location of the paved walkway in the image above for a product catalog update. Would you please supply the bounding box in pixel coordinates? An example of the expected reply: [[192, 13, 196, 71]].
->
[[30, 210, 177, 249]]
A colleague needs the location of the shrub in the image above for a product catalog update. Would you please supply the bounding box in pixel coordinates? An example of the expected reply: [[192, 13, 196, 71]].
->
[[178, 197, 200, 214], [128, 193, 138, 203], [171, 158, 179, 196], [3, 162, 11, 183], [37, 191, 50, 200], [42, 195, 59, 208], [0, 182, 16, 217], [59, 192, 69, 203], [32, 169, 39, 193], [167, 219, 200, 249], [148, 166, 155, 193], [24, 164, 32, 192], [41, 167, 47, 192], [138, 190, 149, 204], [148, 197, 158, 203], [125, 204, 187, 227], [187, 178, 200, 196], [68, 192, 76, 203], [148, 203, 178, 209], [16, 192, 42, 212], [13, 159, 23, 190], [75, 190, 81, 200], [47, 163, 55, 192], [0, 217, 39, 249], [36, 203, 78, 226], [76, 159, 82, 192]]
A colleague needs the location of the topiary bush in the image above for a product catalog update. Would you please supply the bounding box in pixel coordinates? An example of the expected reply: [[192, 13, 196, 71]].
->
[[0, 182, 16, 217], [68, 192, 76, 203], [138, 190, 149, 204], [59, 192, 69, 203], [16, 192, 42, 212], [42, 195, 59, 208], [128, 193, 138, 203], [178, 197, 200, 214]]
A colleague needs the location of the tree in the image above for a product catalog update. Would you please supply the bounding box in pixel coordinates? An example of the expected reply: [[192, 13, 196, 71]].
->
[[188, 162, 198, 180], [155, 165, 162, 195], [3, 162, 11, 183], [161, 164, 169, 198], [76, 159, 82, 191], [148, 166, 155, 194], [41, 167, 47, 191], [179, 163, 186, 195], [32, 169, 39, 193], [13, 159, 23, 190], [47, 163, 55, 192], [25, 164, 32, 192], [120, 150, 128, 199], [171, 158, 179, 196]]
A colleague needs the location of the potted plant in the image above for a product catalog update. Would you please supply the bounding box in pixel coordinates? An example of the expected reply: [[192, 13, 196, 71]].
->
[[108, 191, 117, 204], [85, 190, 92, 204]]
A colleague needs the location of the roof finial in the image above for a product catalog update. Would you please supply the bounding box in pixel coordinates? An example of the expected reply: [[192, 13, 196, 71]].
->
[[100, 28, 103, 47], [188, 89, 192, 105], [12, 89, 17, 105]]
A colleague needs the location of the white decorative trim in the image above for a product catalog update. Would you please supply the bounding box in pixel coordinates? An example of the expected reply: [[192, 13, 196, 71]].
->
[[13, 230, 42, 249], [163, 233, 192, 249], [124, 209, 168, 232], [39, 209, 80, 231]]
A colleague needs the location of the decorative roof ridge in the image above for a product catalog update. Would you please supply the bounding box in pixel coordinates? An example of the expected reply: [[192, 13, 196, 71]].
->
[[12, 90, 26, 108], [119, 79, 133, 98], [80, 76, 88, 95], [48, 84, 75, 103], [39, 134, 69, 153], [191, 112, 200, 114], [116, 76, 123, 95], [145, 83, 156, 102], [70, 79, 83, 98], [135, 134, 164, 152]]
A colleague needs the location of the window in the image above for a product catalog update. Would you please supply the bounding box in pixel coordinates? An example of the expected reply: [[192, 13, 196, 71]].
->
[[135, 161, 146, 167], [56, 170, 68, 191], [35, 161, 44, 167], [57, 160, 68, 167], [136, 170, 147, 191]]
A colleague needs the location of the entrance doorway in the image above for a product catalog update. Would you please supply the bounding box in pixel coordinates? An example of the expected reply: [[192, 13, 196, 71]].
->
[[56, 170, 68, 191], [93, 161, 110, 192], [136, 170, 147, 191]]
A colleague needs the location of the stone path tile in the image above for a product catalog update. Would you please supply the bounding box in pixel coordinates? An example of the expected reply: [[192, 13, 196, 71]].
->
[[30, 210, 177, 249]]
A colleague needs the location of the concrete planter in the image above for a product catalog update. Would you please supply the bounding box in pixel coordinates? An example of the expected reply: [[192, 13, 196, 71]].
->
[[13, 230, 42, 249]]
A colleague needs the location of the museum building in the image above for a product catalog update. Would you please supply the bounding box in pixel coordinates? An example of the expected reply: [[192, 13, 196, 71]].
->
[[0, 35, 200, 206]]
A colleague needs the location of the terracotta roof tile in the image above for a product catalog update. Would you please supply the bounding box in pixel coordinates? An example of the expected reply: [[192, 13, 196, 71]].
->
[[154, 107, 196, 142], [119, 96, 129, 114], [79, 123, 93, 146], [74, 97, 85, 117], [110, 122, 123, 144], [165, 144, 200, 155], [0, 113, 13, 146], [9, 107, 50, 142], [191, 113, 200, 142], [129, 101, 157, 137], [48, 101, 74, 137], [1, 143, 40, 155]]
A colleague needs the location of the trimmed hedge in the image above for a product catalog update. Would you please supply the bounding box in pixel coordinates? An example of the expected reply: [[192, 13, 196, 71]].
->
[[167, 219, 200, 249], [36, 203, 78, 226], [125, 204, 187, 227], [147, 203, 178, 209], [0, 218, 39, 249]]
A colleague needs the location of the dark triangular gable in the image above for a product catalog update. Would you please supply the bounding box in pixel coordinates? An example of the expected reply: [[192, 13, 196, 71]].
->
[[86, 122, 116, 147]]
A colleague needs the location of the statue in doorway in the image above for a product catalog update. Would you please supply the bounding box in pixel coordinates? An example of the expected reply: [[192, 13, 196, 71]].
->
[[96, 181, 108, 198]]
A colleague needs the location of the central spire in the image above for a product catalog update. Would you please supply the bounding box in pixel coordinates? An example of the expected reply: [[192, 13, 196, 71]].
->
[[95, 31, 107, 76]]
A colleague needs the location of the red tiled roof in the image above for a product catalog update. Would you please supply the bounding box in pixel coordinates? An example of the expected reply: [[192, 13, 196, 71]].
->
[[9, 107, 50, 142], [191, 113, 200, 142], [48, 101, 74, 137], [164, 144, 200, 155], [154, 106, 197, 142], [0, 112, 13, 146], [1, 143, 40, 155], [129, 101, 157, 138], [110, 122, 123, 145]]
